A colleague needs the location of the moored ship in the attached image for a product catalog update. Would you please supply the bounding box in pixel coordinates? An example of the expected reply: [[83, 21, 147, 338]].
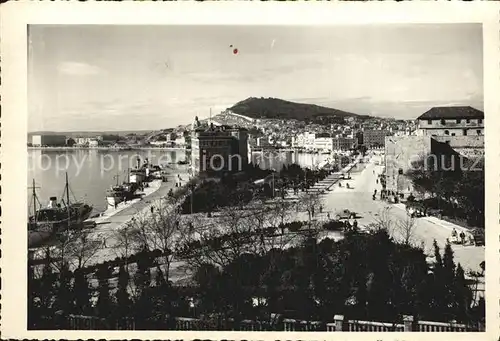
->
[[28, 174, 93, 248], [106, 172, 139, 208]]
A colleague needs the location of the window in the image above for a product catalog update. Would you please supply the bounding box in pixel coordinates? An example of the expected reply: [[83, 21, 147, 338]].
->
[[466, 119, 471, 123], [398, 168, 403, 175], [427, 119, 432, 125], [477, 130, 482, 135], [440, 119, 446, 125], [456, 119, 461, 124], [451, 133, 456, 136], [444, 130, 450, 135], [463, 129, 468, 136], [479, 119, 483, 124]]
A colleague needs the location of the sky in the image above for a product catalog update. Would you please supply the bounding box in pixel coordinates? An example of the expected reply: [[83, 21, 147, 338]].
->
[[28, 24, 483, 132]]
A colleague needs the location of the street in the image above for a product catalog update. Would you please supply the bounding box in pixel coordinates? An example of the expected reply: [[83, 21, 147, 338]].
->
[[318, 154, 484, 275]]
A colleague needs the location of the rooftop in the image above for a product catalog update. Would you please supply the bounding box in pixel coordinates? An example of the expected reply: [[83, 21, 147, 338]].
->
[[417, 106, 484, 120]]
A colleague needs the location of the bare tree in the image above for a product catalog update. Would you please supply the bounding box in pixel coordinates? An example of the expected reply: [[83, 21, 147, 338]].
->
[[268, 196, 296, 227], [298, 192, 322, 222], [147, 198, 182, 281], [395, 214, 417, 246], [113, 222, 137, 265], [65, 228, 103, 269], [369, 205, 395, 233]]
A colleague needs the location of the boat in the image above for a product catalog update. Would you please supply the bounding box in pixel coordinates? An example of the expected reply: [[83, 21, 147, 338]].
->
[[128, 157, 148, 184], [106, 172, 138, 208], [28, 173, 93, 235], [28, 180, 53, 248]]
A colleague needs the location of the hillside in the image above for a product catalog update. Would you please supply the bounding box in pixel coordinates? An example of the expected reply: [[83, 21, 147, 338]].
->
[[228, 97, 370, 121]]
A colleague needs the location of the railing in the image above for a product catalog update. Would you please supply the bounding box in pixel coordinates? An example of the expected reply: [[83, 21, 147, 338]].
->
[[345, 320, 404, 332], [283, 319, 325, 331], [63, 314, 481, 332], [417, 320, 467, 332]]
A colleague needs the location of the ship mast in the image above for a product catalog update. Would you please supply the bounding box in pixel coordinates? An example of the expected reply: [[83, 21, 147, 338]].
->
[[66, 172, 71, 231], [28, 179, 40, 224]]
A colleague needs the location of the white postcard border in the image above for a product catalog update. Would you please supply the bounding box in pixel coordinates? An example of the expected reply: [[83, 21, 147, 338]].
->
[[1, 2, 499, 339]]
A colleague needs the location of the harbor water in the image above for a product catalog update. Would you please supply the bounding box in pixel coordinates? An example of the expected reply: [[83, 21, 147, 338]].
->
[[28, 149, 329, 213], [27, 149, 188, 214]]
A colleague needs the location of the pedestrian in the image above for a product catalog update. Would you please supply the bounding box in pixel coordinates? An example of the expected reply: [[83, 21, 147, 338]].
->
[[319, 205, 323, 213], [353, 219, 358, 229], [460, 231, 466, 245], [311, 206, 315, 217], [327, 212, 330, 220], [150, 206, 154, 214]]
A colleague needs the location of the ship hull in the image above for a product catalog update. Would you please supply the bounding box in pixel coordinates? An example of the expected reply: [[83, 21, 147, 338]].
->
[[106, 195, 124, 208], [28, 230, 53, 248], [29, 204, 93, 231]]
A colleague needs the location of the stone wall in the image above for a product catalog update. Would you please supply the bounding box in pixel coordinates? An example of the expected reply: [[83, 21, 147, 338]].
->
[[384, 135, 484, 193], [384, 136, 432, 193]]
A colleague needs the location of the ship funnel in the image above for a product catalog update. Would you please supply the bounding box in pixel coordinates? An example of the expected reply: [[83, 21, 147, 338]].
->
[[48, 196, 58, 208]]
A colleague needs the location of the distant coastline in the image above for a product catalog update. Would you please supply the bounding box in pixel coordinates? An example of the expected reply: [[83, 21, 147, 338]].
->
[[28, 146, 187, 151]]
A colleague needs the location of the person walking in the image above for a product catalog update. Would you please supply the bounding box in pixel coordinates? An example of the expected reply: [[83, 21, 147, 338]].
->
[[460, 231, 466, 245], [150, 206, 154, 214]]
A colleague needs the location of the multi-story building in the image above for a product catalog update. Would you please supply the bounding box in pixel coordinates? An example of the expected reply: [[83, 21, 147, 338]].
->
[[384, 106, 485, 194], [355, 131, 364, 146], [363, 129, 391, 148], [416, 106, 484, 137], [31, 134, 67, 147], [191, 118, 249, 176], [74, 135, 104, 146], [332, 137, 357, 151]]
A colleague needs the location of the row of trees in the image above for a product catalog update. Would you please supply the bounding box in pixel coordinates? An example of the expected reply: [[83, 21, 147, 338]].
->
[[29, 227, 485, 329], [407, 155, 485, 227], [28, 178, 485, 330], [179, 163, 339, 214]]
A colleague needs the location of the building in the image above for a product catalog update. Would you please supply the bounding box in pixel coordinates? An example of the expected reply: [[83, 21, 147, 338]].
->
[[74, 135, 103, 146], [332, 137, 357, 151], [363, 129, 391, 148], [432, 135, 484, 159], [31, 134, 67, 147], [190, 117, 249, 175], [355, 131, 363, 146], [416, 106, 484, 137], [384, 116, 484, 194], [384, 135, 463, 194]]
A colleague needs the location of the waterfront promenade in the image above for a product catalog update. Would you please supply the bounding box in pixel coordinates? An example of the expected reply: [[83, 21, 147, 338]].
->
[[82, 165, 190, 264]]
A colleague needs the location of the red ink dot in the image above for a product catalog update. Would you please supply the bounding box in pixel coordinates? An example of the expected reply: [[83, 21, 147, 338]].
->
[[233, 48, 238, 54]]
